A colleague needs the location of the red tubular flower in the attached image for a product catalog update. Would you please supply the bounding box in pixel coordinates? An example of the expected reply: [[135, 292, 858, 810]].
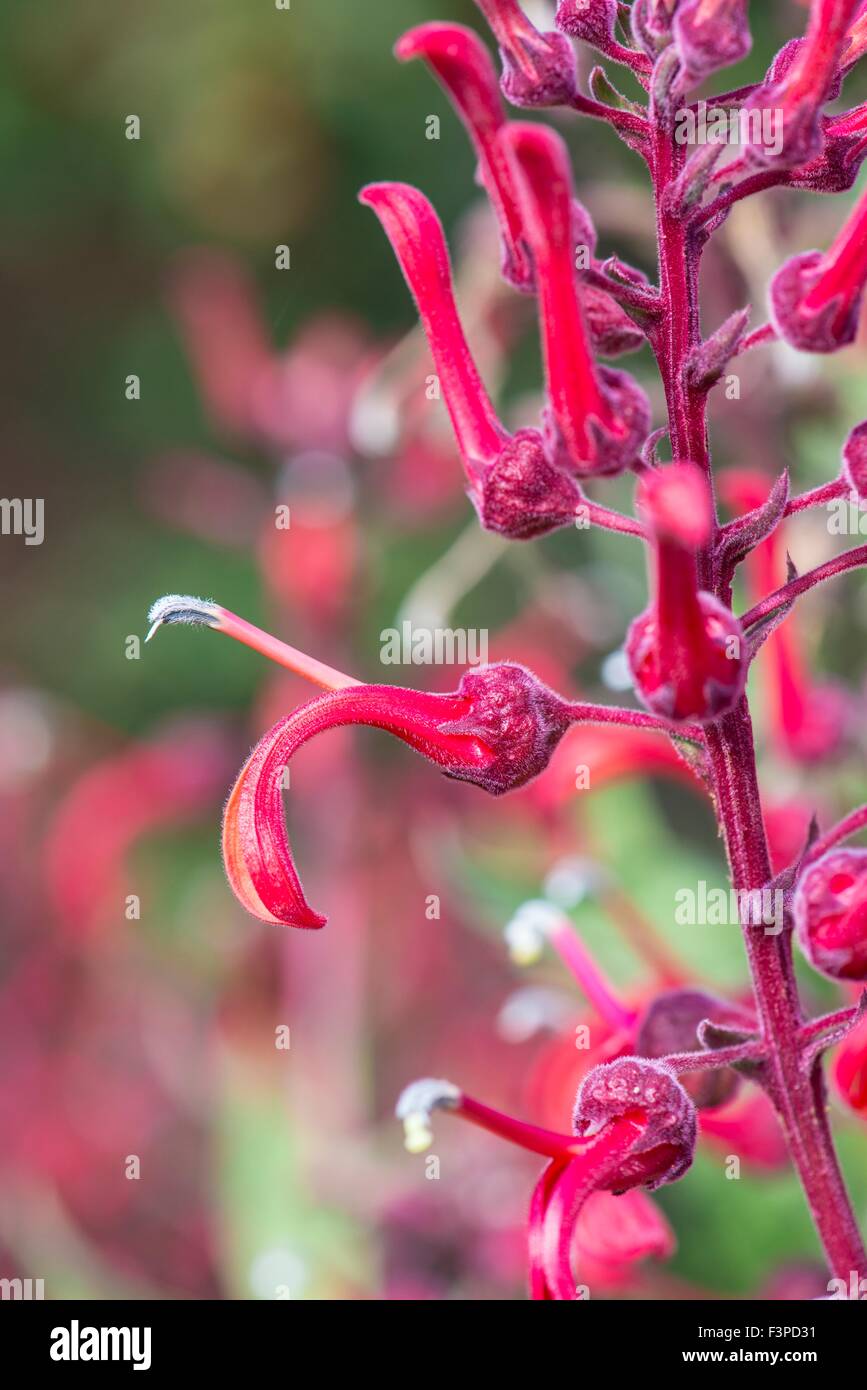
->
[[43, 718, 233, 938], [473, 0, 577, 107], [721, 470, 848, 763], [833, 1012, 867, 1115], [626, 464, 747, 724], [148, 595, 682, 930], [745, 0, 862, 169], [360, 182, 584, 537], [770, 181, 867, 353], [503, 123, 651, 477], [572, 1188, 675, 1290], [394, 23, 533, 291], [671, 0, 752, 85], [395, 1059, 693, 1300], [166, 250, 274, 441], [222, 664, 574, 928], [794, 849, 867, 981]]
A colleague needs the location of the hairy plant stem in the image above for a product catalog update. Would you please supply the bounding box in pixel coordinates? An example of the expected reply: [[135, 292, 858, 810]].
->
[[649, 95, 867, 1283]]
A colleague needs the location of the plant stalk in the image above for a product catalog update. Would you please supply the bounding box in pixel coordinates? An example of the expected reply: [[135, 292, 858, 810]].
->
[[650, 85, 867, 1284]]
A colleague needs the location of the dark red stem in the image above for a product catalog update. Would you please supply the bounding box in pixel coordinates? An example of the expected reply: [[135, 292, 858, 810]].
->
[[649, 60, 866, 1281]]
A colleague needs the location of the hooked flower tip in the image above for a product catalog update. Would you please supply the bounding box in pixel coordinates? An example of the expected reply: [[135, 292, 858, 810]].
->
[[222, 663, 575, 928], [145, 593, 219, 642], [396, 1078, 461, 1152]]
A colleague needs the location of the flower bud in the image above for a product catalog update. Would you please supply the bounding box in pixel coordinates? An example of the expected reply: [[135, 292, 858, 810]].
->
[[555, 0, 619, 48], [636, 989, 746, 1109], [573, 1056, 697, 1191], [626, 464, 747, 724], [584, 284, 646, 358], [630, 0, 677, 57], [444, 663, 576, 794], [843, 420, 867, 499], [769, 240, 865, 355], [672, 0, 751, 86], [475, 0, 577, 107], [794, 849, 867, 981], [476, 430, 585, 539]]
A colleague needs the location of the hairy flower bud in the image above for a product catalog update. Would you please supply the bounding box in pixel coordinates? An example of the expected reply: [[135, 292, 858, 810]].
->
[[583, 284, 646, 357], [791, 104, 867, 195], [475, 0, 577, 107], [555, 0, 619, 48], [573, 1056, 697, 1191], [843, 420, 867, 499], [769, 195, 867, 354], [476, 430, 586, 538], [626, 465, 747, 724], [636, 989, 748, 1109], [630, 0, 677, 57], [794, 849, 867, 981], [672, 0, 752, 86]]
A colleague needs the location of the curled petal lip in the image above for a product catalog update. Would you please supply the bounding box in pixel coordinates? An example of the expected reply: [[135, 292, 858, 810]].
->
[[222, 684, 489, 928], [528, 1116, 648, 1299]]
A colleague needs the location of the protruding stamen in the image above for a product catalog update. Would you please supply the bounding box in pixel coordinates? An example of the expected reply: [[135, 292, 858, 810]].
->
[[504, 899, 637, 1031], [145, 593, 220, 642], [395, 1078, 461, 1152], [146, 594, 360, 691], [396, 1076, 592, 1160]]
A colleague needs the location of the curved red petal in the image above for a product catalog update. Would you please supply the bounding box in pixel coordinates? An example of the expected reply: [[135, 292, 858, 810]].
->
[[222, 685, 485, 928]]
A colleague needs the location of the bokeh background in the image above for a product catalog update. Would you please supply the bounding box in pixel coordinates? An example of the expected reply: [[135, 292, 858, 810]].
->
[[1, 0, 867, 1299]]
